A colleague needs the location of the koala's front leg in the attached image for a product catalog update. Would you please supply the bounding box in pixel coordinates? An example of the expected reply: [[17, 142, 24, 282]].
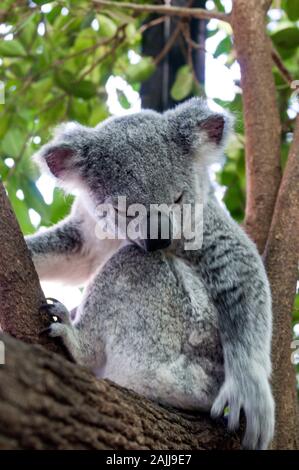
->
[[199, 204, 275, 449], [207, 270, 275, 450], [26, 218, 84, 284]]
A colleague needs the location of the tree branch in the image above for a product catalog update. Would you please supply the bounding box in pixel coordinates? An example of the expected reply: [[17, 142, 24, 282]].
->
[[0, 181, 65, 356], [154, 18, 182, 66], [271, 46, 293, 86], [231, 0, 282, 254], [92, 0, 230, 23], [264, 115, 299, 450], [262, 0, 273, 12], [0, 333, 243, 450]]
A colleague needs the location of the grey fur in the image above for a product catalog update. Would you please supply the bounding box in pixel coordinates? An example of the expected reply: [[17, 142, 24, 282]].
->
[[26, 97, 274, 449]]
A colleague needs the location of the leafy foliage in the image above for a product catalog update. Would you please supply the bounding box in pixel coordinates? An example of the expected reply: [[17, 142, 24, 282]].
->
[[0, 0, 155, 232], [171, 65, 194, 101]]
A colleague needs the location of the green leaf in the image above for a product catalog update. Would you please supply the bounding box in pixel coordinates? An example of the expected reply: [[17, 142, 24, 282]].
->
[[22, 178, 50, 222], [55, 71, 97, 98], [292, 291, 299, 325], [71, 80, 97, 99], [125, 23, 137, 43], [271, 27, 299, 50], [19, 13, 39, 47], [47, 5, 62, 24], [30, 77, 53, 105], [0, 156, 9, 180], [116, 89, 130, 109], [32, 0, 51, 4], [54, 70, 77, 91], [74, 28, 97, 52], [69, 98, 90, 123], [214, 35, 231, 58], [126, 57, 155, 83], [0, 40, 27, 57], [170, 65, 193, 101], [81, 11, 95, 30], [284, 0, 299, 21], [48, 188, 73, 225], [39, 100, 67, 127], [213, 0, 225, 12], [281, 141, 291, 170], [223, 183, 245, 222], [0, 113, 10, 139], [89, 101, 109, 126], [97, 14, 117, 38], [1, 129, 26, 158]]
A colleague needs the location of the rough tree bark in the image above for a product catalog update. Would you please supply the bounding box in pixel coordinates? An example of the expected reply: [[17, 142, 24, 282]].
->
[[0, 333, 242, 450], [264, 116, 299, 450], [231, 0, 282, 254], [0, 182, 44, 341], [0, 183, 64, 355], [0, 180, 242, 449], [232, 0, 299, 450]]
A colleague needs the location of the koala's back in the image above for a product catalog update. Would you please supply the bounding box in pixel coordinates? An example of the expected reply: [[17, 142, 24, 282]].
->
[[82, 245, 224, 410]]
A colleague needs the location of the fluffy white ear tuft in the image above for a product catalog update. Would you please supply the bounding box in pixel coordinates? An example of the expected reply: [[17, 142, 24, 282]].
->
[[37, 145, 75, 178], [32, 121, 92, 183], [165, 97, 233, 165], [200, 114, 226, 146]]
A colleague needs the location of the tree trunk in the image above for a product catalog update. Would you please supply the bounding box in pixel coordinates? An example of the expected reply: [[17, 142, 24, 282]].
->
[[0, 182, 66, 356], [0, 333, 242, 450], [231, 0, 299, 449], [264, 116, 299, 450], [231, 0, 282, 254]]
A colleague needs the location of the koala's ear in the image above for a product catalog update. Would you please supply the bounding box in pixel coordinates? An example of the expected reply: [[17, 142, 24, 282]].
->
[[165, 97, 233, 164], [36, 144, 76, 178], [33, 122, 91, 182], [200, 114, 227, 146]]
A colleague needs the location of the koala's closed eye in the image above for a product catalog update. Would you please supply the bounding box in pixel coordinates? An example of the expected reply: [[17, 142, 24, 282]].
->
[[174, 192, 184, 204]]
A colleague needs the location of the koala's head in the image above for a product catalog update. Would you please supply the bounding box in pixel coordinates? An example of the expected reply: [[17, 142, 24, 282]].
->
[[35, 98, 232, 251]]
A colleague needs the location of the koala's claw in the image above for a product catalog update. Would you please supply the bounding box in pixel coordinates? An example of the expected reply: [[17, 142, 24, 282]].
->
[[39, 298, 77, 354], [39, 298, 70, 325], [211, 373, 275, 450], [39, 326, 52, 336]]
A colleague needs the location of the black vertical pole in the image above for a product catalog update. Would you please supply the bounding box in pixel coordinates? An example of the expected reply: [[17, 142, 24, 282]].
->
[[140, 0, 206, 112]]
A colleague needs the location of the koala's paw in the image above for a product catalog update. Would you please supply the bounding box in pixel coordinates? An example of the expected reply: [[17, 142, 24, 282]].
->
[[40, 297, 71, 327], [39, 298, 79, 359], [211, 371, 275, 450]]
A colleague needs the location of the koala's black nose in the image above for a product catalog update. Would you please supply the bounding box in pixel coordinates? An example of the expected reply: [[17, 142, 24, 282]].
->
[[144, 237, 171, 252], [143, 211, 172, 252]]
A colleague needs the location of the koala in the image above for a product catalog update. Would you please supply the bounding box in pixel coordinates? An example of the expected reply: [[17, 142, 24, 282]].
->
[[26, 98, 274, 450]]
